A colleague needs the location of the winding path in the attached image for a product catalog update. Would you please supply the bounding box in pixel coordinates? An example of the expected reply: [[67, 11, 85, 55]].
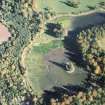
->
[[45, 8, 105, 23]]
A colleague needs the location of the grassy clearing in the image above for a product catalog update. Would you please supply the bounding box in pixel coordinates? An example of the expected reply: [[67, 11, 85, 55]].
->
[[25, 52, 46, 94], [32, 40, 63, 54], [24, 39, 87, 94], [25, 40, 63, 70], [24, 40, 64, 94], [36, 0, 105, 14]]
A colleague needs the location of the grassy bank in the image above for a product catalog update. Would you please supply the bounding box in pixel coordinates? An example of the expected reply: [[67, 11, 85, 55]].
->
[[36, 0, 105, 14]]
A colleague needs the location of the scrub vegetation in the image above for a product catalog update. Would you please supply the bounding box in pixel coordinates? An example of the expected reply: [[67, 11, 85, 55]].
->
[[0, 0, 40, 104]]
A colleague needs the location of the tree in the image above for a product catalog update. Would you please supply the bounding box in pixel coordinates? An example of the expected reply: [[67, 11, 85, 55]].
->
[[66, 0, 79, 8], [45, 22, 64, 38]]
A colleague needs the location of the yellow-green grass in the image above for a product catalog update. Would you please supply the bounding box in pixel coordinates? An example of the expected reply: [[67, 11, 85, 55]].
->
[[36, 0, 104, 14], [24, 39, 87, 95], [25, 52, 46, 94], [24, 40, 64, 94], [32, 40, 63, 54], [51, 16, 71, 29]]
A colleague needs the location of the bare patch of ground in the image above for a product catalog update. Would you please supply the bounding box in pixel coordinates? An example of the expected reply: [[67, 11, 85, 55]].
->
[[0, 23, 11, 44]]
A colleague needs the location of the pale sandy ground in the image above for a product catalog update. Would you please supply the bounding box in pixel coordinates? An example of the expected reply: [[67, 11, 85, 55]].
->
[[0, 23, 11, 44]]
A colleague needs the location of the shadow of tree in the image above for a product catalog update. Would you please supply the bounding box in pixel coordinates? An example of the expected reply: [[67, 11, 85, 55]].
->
[[63, 22, 105, 69], [97, 12, 105, 18], [63, 29, 87, 69], [59, 0, 78, 8], [59, 1, 73, 7], [49, 60, 67, 71], [22, 93, 35, 105], [41, 74, 105, 105], [22, 73, 105, 105], [42, 84, 87, 105], [45, 23, 56, 37], [45, 23, 63, 38], [87, 5, 96, 10]]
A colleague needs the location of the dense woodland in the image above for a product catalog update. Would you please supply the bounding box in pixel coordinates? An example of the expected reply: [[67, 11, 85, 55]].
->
[[77, 24, 105, 76], [76, 24, 105, 104], [0, 0, 40, 104]]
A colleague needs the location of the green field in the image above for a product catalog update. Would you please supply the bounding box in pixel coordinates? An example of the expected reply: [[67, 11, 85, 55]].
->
[[25, 40, 63, 94], [36, 0, 104, 13], [32, 40, 63, 54], [51, 16, 71, 29], [24, 39, 87, 95]]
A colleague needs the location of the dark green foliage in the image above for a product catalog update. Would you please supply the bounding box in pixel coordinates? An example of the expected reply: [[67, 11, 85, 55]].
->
[[45, 22, 64, 38], [0, 0, 40, 104], [87, 5, 96, 10], [77, 24, 105, 77], [98, 1, 105, 8]]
